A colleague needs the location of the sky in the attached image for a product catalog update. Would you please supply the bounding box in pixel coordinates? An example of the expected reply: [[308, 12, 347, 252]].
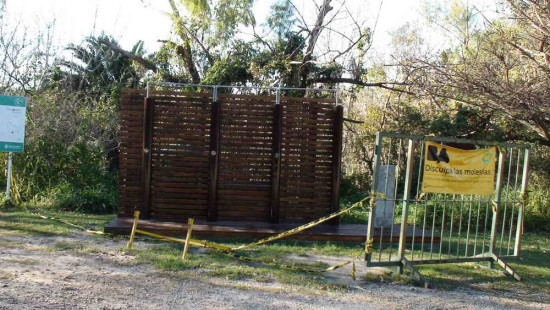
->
[[2, 0, 498, 59]]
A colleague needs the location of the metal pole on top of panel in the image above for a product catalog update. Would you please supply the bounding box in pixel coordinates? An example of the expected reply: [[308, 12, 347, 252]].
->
[[147, 82, 339, 95]]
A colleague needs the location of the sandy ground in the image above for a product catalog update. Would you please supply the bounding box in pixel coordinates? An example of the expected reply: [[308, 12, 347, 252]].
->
[[0, 232, 548, 310]]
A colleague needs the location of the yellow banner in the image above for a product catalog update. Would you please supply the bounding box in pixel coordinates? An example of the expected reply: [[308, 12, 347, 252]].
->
[[421, 141, 496, 195]]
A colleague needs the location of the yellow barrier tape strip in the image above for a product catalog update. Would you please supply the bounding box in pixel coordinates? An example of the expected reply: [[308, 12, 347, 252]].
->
[[126, 194, 379, 276], [14, 204, 106, 235], [130, 194, 377, 253], [214, 239, 374, 275], [37, 214, 106, 235], [232, 196, 372, 250], [133, 226, 366, 275], [131, 208, 376, 276], [219, 249, 365, 274], [134, 229, 187, 243], [189, 238, 232, 251], [134, 229, 233, 251]]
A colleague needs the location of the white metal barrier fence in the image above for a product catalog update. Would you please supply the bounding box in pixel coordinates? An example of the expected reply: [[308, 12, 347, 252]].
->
[[365, 133, 529, 287]]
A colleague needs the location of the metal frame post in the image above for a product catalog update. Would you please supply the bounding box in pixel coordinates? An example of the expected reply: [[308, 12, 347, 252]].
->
[[397, 139, 416, 263], [365, 133, 383, 264], [5, 152, 13, 200], [514, 148, 530, 257], [488, 148, 506, 267]]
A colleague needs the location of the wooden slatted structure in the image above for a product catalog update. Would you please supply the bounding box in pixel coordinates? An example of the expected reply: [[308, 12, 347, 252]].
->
[[118, 89, 146, 217], [114, 88, 343, 226], [279, 97, 339, 223], [150, 91, 212, 220], [217, 94, 275, 221]]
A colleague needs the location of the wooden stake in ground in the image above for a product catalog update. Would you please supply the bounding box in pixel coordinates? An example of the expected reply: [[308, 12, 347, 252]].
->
[[182, 218, 195, 261]]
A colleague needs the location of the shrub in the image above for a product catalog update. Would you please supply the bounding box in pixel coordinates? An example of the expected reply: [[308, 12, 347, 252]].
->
[[0, 89, 118, 214]]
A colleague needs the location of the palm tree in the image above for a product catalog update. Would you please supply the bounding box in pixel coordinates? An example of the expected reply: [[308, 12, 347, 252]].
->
[[55, 35, 144, 95]]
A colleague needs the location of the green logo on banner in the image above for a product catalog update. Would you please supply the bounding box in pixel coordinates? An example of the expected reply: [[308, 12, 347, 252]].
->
[[482, 152, 492, 164]]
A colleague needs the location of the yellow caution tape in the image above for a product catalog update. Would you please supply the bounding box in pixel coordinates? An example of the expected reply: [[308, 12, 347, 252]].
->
[[126, 194, 379, 277], [365, 238, 374, 254], [129, 194, 379, 253], [491, 200, 499, 212], [189, 238, 232, 251], [16, 204, 106, 235], [38, 214, 106, 235], [232, 195, 372, 250], [219, 248, 366, 275], [132, 229, 233, 251]]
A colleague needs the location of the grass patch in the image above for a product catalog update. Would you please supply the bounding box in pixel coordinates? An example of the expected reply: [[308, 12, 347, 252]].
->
[[50, 240, 101, 254], [0, 270, 14, 279], [124, 241, 348, 290], [0, 205, 114, 236], [0, 239, 25, 249], [363, 272, 415, 285], [417, 233, 550, 294], [124, 232, 549, 293]]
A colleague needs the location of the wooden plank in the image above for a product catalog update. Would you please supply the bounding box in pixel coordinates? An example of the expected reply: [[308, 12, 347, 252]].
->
[[118, 90, 145, 217], [105, 218, 442, 243]]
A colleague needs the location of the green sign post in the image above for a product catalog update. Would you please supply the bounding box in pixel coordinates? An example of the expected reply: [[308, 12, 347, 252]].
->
[[0, 95, 27, 200]]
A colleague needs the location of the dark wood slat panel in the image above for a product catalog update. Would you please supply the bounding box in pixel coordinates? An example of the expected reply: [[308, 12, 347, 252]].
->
[[117, 89, 340, 224]]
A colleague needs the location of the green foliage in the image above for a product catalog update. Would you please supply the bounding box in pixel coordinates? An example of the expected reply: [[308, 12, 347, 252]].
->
[[0, 207, 114, 236], [58, 35, 143, 95], [418, 233, 550, 294], [266, 0, 296, 37], [340, 173, 371, 204], [202, 40, 256, 85], [524, 145, 550, 232], [0, 89, 118, 213], [48, 182, 117, 214], [173, 0, 254, 48], [339, 174, 548, 232]]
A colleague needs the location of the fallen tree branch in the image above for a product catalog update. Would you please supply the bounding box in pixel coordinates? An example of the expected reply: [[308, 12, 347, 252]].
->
[[311, 77, 415, 95], [98, 39, 158, 72], [343, 117, 364, 124]]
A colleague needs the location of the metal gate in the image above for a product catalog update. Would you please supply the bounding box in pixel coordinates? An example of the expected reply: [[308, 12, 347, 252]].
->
[[366, 132, 530, 286]]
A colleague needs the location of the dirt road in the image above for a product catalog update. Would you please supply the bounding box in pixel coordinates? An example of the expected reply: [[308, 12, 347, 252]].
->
[[0, 233, 547, 309]]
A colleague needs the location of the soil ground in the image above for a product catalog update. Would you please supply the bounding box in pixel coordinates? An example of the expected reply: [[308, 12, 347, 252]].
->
[[0, 232, 548, 309]]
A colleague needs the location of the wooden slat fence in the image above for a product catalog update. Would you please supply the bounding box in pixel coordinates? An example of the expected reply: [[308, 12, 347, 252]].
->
[[117, 89, 343, 223]]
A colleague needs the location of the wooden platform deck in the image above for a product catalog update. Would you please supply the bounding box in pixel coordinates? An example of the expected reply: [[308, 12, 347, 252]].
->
[[105, 218, 439, 243]]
